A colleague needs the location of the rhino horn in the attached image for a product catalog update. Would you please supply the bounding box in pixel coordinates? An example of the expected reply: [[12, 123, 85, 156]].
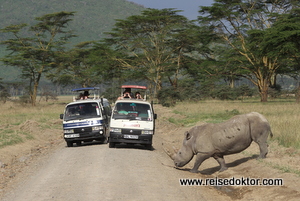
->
[[162, 144, 176, 160]]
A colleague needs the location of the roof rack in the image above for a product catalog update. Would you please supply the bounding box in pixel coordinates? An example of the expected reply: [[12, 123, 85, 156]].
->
[[71, 87, 100, 101]]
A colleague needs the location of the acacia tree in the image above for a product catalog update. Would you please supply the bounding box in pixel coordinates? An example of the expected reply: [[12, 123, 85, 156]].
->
[[48, 41, 97, 87], [198, 0, 300, 102], [0, 12, 75, 105], [261, 8, 300, 74], [261, 8, 300, 102], [104, 8, 192, 96], [49, 41, 124, 88]]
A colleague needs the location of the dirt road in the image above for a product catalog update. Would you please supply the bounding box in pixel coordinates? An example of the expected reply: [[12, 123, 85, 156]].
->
[[1, 141, 223, 201]]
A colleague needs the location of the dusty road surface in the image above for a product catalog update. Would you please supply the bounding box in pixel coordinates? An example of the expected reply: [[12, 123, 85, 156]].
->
[[1, 141, 224, 201]]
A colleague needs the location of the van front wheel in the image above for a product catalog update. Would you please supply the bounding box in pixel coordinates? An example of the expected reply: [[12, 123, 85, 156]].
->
[[109, 142, 115, 148], [145, 144, 152, 150], [66, 141, 73, 147]]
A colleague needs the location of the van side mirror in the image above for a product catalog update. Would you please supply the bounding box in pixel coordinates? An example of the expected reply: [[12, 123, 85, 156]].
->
[[60, 114, 64, 119], [154, 113, 157, 119]]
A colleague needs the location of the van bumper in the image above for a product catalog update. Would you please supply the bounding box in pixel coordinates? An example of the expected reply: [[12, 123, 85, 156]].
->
[[109, 133, 153, 145], [64, 130, 106, 142]]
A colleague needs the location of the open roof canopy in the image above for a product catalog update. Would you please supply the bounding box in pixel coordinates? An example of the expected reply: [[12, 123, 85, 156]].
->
[[71, 87, 100, 92], [121, 85, 147, 90]]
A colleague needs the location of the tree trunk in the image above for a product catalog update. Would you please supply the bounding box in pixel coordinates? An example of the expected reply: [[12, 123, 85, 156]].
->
[[229, 78, 234, 88], [258, 78, 269, 102], [296, 82, 300, 104], [269, 73, 277, 88], [31, 82, 38, 106], [30, 72, 42, 106]]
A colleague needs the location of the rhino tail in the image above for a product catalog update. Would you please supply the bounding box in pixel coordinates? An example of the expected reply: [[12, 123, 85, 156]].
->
[[269, 130, 273, 138]]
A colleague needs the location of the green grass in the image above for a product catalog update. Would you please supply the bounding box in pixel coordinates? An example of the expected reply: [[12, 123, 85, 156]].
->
[[169, 109, 241, 126], [263, 161, 300, 176], [0, 129, 24, 148]]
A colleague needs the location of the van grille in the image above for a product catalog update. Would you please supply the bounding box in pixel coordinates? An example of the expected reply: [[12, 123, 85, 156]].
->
[[121, 129, 141, 135], [74, 127, 92, 134]]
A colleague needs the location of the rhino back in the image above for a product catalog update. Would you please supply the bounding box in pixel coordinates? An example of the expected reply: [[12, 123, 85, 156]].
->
[[194, 115, 252, 155]]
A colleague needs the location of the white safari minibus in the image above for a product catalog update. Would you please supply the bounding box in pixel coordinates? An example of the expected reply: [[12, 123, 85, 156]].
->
[[108, 85, 157, 149]]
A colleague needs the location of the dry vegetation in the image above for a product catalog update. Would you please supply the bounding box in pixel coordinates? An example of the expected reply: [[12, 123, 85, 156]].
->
[[0, 99, 67, 148]]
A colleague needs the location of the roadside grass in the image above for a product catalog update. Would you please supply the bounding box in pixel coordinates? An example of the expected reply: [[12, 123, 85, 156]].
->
[[1, 96, 299, 150], [0, 98, 65, 148], [167, 99, 300, 149], [263, 161, 300, 176], [0, 129, 23, 148], [242, 149, 300, 177]]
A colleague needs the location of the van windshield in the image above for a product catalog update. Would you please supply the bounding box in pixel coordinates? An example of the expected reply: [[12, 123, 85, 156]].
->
[[64, 103, 101, 121], [112, 102, 152, 121]]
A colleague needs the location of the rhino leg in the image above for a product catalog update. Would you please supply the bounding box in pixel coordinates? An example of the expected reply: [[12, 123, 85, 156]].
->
[[257, 141, 268, 159], [253, 133, 269, 159], [190, 153, 211, 173], [213, 154, 228, 172]]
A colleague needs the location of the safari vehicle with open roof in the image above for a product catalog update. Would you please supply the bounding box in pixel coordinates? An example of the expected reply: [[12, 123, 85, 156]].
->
[[60, 87, 111, 147], [108, 85, 157, 149]]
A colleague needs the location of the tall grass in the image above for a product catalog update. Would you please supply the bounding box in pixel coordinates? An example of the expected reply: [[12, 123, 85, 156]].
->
[[0, 97, 67, 148], [168, 99, 300, 149]]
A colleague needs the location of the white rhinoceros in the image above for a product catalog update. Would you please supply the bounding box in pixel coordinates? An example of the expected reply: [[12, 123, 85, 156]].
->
[[166, 112, 273, 173]]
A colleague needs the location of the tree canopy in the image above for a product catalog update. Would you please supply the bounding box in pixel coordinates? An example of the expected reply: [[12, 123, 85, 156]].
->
[[0, 11, 76, 105], [2, 2, 300, 104], [104, 8, 194, 96], [198, 0, 300, 102]]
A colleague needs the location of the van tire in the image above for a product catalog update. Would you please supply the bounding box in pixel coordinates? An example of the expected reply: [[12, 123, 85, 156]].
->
[[109, 142, 115, 148], [145, 144, 152, 150], [103, 136, 108, 144], [67, 141, 73, 147]]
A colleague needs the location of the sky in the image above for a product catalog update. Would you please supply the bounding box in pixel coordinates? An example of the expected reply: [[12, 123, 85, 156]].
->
[[127, 0, 214, 20]]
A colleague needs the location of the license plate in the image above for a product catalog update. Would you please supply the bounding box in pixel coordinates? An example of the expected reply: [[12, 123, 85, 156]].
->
[[64, 134, 80, 138], [124, 135, 138, 139]]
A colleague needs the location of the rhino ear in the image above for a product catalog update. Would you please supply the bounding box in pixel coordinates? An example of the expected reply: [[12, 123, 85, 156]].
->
[[184, 131, 192, 140]]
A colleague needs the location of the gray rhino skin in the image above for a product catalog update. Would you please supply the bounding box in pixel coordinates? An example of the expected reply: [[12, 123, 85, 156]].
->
[[173, 112, 273, 173]]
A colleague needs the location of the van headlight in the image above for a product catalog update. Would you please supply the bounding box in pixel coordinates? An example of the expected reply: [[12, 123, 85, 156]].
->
[[64, 129, 74, 134], [110, 128, 121, 133], [92, 126, 103, 131], [142, 130, 153, 135]]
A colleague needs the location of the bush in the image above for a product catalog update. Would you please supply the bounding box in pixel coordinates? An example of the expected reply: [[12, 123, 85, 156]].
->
[[211, 85, 238, 100], [19, 95, 31, 104], [0, 89, 10, 103], [236, 84, 254, 100], [157, 87, 180, 107]]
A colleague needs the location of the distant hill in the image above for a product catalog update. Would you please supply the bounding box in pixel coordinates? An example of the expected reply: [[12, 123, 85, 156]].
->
[[0, 0, 145, 81]]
